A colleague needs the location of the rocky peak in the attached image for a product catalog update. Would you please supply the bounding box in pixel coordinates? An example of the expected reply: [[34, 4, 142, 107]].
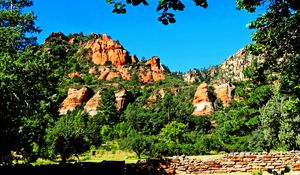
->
[[146, 56, 161, 70], [218, 48, 258, 82], [182, 70, 199, 84], [45, 32, 69, 43], [84, 34, 131, 66]]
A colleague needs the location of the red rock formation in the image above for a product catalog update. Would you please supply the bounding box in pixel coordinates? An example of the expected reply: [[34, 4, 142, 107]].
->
[[213, 83, 235, 106], [84, 90, 101, 116], [152, 71, 165, 81], [192, 82, 213, 115], [106, 72, 121, 80], [139, 69, 154, 83], [97, 66, 110, 80], [88, 67, 96, 74], [115, 89, 131, 111], [84, 34, 130, 66], [138, 57, 165, 83], [115, 67, 131, 80], [131, 55, 138, 63], [68, 72, 82, 78], [96, 66, 131, 81], [146, 56, 160, 70], [59, 87, 91, 115]]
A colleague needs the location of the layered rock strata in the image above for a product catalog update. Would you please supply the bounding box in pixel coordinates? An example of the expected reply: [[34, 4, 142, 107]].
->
[[59, 87, 132, 115], [84, 34, 130, 66], [59, 87, 92, 115]]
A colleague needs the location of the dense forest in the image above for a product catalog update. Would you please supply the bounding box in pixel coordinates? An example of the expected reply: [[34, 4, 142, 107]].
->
[[0, 0, 299, 164]]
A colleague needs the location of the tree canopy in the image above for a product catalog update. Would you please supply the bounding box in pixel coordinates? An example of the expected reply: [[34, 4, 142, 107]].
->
[[106, 0, 208, 25]]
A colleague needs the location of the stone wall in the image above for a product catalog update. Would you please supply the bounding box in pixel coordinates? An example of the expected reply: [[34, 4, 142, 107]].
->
[[164, 151, 300, 174]]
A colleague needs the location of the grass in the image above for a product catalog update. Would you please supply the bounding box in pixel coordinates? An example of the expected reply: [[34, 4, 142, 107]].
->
[[79, 149, 139, 164], [31, 151, 230, 165]]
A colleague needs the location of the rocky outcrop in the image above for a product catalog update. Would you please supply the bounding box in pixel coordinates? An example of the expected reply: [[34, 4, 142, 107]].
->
[[213, 83, 235, 106], [60, 88, 132, 115], [182, 71, 198, 83], [86, 56, 165, 83], [146, 56, 160, 70], [84, 90, 101, 116], [131, 55, 138, 63], [84, 34, 130, 66], [68, 72, 82, 78], [192, 82, 214, 115], [218, 48, 258, 82], [59, 87, 92, 115], [115, 89, 132, 111], [192, 82, 236, 115], [139, 57, 165, 83]]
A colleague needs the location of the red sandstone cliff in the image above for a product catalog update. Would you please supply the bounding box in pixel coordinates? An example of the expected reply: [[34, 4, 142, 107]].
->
[[192, 82, 235, 115], [84, 34, 131, 66], [192, 82, 214, 115], [60, 88, 132, 115]]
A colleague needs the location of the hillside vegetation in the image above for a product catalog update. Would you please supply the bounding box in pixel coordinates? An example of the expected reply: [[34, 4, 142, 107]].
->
[[0, 0, 299, 165]]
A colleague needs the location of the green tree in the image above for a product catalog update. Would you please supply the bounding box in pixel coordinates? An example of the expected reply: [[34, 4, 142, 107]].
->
[[120, 130, 153, 159], [237, 0, 300, 97], [45, 109, 100, 164], [0, 0, 40, 52], [0, 0, 42, 163], [95, 88, 119, 125], [159, 121, 187, 144], [260, 95, 300, 150]]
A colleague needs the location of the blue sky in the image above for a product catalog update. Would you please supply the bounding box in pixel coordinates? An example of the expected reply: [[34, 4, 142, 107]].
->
[[33, 0, 258, 72]]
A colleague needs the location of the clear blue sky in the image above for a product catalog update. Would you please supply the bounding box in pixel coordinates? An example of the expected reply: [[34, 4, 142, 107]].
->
[[32, 0, 258, 72]]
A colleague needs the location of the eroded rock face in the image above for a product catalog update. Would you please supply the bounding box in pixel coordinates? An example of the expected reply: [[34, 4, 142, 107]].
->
[[139, 57, 165, 83], [59, 87, 92, 115], [115, 89, 132, 111], [96, 66, 131, 81], [84, 34, 130, 66], [146, 56, 160, 70], [183, 71, 198, 84], [192, 82, 214, 115], [213, 83, 235, 106], [131, 55, 138, 63], [219, 48, 258, 82], [84, 90, 101, 116], [61, 88, 132, 116]]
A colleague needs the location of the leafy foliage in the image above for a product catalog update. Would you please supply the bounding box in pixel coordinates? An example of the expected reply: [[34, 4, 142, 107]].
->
[[46, 109, 100, 163], [106, 0, 208, 25]]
